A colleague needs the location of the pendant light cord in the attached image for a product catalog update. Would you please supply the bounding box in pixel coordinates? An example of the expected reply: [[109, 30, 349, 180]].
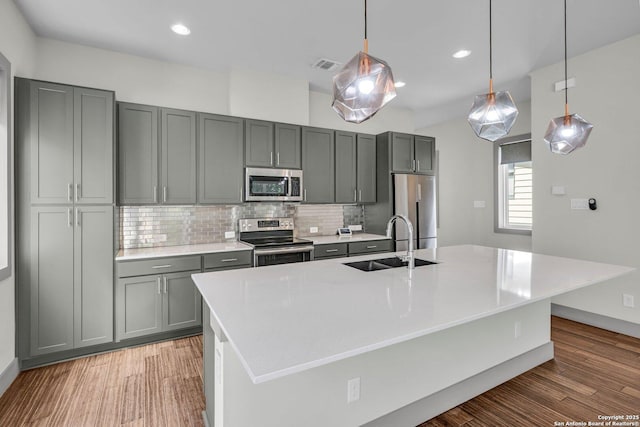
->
[[564, 0, 569, 113], [489, 0, 493, 81], [363, 0, 368, 53]]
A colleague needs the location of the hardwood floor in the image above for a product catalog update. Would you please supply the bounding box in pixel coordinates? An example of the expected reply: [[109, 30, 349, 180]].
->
[[0, 317, 637, 426]]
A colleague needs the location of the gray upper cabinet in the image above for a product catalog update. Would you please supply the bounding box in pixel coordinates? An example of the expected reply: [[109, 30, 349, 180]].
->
[[118, 103, 159, 204], [274, 123, 301, 169], [198, 113, 244, 204], [357, 133, 377, 203], [74, 88, 114, 205], [245, 120, 301, 169], [388, 132, 435, 175], [118, 103, 196, 205], [161, 108, 197, 204], [30, 207, 75, 356], [29, 82, 113, 205], [302, 127, 335, 203], [335, 131, 357, 203]]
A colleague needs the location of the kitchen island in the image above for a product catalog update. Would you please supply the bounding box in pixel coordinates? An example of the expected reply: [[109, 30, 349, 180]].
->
[[192, 245, 634, 427]]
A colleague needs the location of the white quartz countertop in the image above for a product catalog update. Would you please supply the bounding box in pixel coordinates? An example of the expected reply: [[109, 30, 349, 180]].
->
[[310, 233, 390, 245], [116, 242, 253, 261], [191, 245, 634, 384]]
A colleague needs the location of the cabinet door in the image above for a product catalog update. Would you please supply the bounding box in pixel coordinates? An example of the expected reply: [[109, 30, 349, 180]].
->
[[357, 133, 377, 203], [161, 108, 197, 204], [116, 275, 163, 341], [30, 82, 74, 204], [198, 114, 244, 204], [245, 119, 274, 168], [163, 271, 202, 332], [334, 131, 357, 203], [274, 123, 301, 169], [390, 132, 415, 173], [30, 207, 74, 355], [118, 103, 159, 204], [302, 127, 335, 203], [414, 136, 435, 174], [74, 88, 114, 204], [74, 206, 114, 348]]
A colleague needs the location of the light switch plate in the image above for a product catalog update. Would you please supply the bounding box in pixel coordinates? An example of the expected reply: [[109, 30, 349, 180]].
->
[[473, 200, 486, 208], [571, 199, 588, 210], [623, 294, 635, 308], [224, 231, 235, 239], [347, 377, 360, 403], [551, 185, 566, 196], [310, 227, 319, 233]]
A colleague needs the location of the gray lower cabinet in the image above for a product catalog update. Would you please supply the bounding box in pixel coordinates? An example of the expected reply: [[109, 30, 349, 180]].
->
[[348, 239, 393, 256], [29, 206, 113, 356], [335, 132, 376, 204], [25, 79, 114, 205], [203, 250, 252, 271], [118, 103, 197, 205], [314, 243, 348, 259], [164, 271, 202, 331], [302, 127, 335, 203], [198, 113, 244, 204]]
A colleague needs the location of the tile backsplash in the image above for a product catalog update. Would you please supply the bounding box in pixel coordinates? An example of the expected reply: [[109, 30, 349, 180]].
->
[[120, 203, 366, 249]]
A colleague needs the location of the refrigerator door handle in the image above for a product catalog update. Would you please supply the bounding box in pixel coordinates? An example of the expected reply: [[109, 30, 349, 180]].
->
[[417, 184, 422, 201]]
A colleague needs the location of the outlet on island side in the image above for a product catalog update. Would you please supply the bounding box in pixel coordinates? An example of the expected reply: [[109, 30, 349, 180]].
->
[[623, 294, 635, 308], [347, 377, 360, 403], [514, 321, 522, 339]]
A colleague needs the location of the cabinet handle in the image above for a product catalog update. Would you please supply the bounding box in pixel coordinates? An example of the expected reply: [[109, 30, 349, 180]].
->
[[354, 189, 357, 202], [152, 264, 172, 269], [358, 189, 362, 202], [76, 208, 80, 227], [417, 159, 420, 171], [153, 186, 157, 203], [163, 276, 168, 294], [277, 152, 280, 166], [67, 183, 73, 202], [67, 208, 73, 227], [366, 245, 377, 249], [304, 189, 307, 201], [412, 159, 416, 171], [75, 184, 80, 202], [270, 151, 273, 166], [417, 184, 422, 202], [325, 249, 339, 253], [221, 258, 238, 262], [163, 186, 167, 202], [157, 277, 162, 294]]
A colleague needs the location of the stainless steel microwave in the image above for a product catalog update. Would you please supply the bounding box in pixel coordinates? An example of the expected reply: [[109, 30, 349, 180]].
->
[[245, 167, 303, 202]]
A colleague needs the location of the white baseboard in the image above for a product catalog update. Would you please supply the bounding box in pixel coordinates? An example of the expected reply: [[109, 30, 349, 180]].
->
[[0, 358, 19, 398], [363, 342, 554, 427], [551, 304, 640, 339]]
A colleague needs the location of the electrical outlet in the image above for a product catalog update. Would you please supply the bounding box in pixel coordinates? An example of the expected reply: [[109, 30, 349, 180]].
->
[[514, 321, 522, 339], [224, 231, 235, 239], [348, 224, 363, 231], [473, 200, 486, 208], [310, 227, 318, 233], [347, 377, 360, 403], [623, 294, 635, 308]]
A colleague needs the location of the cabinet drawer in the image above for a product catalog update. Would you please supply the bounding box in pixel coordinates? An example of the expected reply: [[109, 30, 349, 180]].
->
[[203, 251, 252, 270], [117, 255, 202, 278], [348, 239, 392, 255], [314, 243, 348, 259]]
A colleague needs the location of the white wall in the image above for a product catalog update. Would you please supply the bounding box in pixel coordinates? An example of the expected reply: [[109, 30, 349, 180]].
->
[[0, 0, 37, 380], [531, 35, 640, 324], [417, 101, 532, 251]]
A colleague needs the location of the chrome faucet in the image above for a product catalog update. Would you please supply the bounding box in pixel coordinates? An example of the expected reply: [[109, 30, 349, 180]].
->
[[385, 214, 415, 269]]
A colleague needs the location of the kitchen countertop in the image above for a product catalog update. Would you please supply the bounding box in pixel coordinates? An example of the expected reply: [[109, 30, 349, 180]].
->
[[309, 233, 390, 245], [192, 244, 634, 384], [116, 241, 253, 261]]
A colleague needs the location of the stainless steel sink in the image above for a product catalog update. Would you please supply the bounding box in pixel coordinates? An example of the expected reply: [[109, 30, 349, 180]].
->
[[344, 257, 437, 272]]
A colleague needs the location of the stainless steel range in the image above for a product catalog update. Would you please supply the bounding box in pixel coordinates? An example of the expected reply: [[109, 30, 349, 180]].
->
[[239, 218, 314, 267]]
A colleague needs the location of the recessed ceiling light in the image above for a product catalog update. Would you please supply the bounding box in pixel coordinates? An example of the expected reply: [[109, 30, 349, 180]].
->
[[394, 81, 406, 88], [171, 23, 191, 36], [452, 49, 472, 59]]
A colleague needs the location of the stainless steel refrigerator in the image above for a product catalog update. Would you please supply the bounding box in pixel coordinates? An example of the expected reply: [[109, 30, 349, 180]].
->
[[393, 174, 437, 250]]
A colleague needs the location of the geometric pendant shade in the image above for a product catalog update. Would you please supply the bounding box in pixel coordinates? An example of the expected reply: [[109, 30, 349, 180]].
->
[[543, 113, 593, 155], [468, 90, 519, 142], [332, 51, 396, 124]]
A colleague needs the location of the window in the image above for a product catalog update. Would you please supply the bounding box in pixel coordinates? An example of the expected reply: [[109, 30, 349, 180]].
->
[[494, 134, 532, 235], [0, 51, 11, 281]]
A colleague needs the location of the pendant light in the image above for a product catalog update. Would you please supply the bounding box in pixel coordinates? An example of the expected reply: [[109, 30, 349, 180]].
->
[[332, 0, 396, 124], [467, 0, 519, 142], [543, 0, 593, 155]]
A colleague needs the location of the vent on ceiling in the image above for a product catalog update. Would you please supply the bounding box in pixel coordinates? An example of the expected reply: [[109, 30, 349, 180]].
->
[[312, 58, 341, 71]]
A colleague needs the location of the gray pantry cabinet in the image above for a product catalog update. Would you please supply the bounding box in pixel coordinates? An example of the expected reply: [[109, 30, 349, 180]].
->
[[198, 113, 244, 204], [15, 78, 115, 360], [244, 119, 302, 169], [301, 127, 335, 203], [118, 103, 197, 205], [335, 131, 377, 203], [116, 255, 202, 341], [383, 132, 435, 175]]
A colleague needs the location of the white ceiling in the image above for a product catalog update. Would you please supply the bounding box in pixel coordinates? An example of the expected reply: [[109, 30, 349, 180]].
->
[[14, 0, 640, 128]]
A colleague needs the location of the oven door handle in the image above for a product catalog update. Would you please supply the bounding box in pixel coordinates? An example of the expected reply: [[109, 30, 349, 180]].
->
[[253, 245, 315, 256]]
